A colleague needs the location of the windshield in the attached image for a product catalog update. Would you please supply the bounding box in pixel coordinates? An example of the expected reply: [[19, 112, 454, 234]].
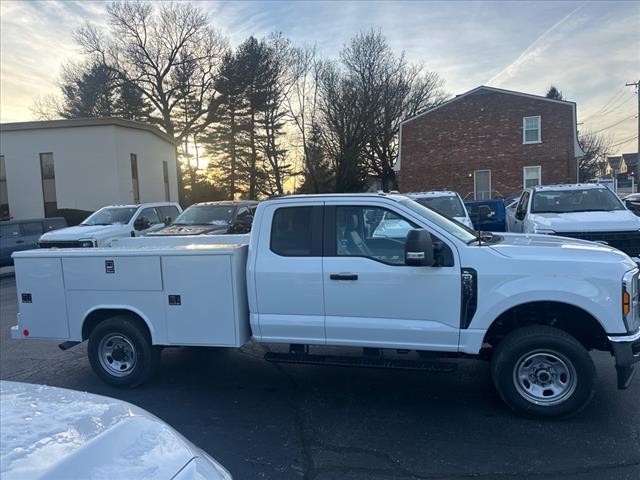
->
[[531, 188, 625, 214], [414, 196, 466, 218], [81, 207, 138, 226], [399, 199, 477, 243], [173, 205, 235, 225]]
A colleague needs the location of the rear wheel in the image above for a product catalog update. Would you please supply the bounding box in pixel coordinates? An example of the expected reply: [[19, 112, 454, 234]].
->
[[491, 325, 595, 418], [88, 316, 158, 388]]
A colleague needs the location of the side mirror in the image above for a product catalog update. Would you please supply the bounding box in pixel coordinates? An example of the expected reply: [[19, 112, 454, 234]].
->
[[134, 218, 151, 231], [163, 216, 172, 225], [405, 229, 435, 267]]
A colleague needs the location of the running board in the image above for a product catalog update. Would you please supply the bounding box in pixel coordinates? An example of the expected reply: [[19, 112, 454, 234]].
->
[[264, 352, 457, 373]]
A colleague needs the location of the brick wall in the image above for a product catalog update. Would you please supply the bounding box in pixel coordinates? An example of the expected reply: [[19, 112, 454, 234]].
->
[[399, 89, 578, 199]]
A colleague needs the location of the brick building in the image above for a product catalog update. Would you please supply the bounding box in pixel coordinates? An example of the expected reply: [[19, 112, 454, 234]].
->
[[396, 86, 584, 200]]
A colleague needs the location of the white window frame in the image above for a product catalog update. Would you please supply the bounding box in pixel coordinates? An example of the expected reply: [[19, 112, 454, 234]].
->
[[523, 165, 542, 189], [474, 169, 492, 200], [523, 116, 541, 144]]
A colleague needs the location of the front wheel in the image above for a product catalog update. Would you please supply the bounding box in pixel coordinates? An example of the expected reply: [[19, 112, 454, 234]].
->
[[491, 325, 595, 418], [88, 316, 159, 388]]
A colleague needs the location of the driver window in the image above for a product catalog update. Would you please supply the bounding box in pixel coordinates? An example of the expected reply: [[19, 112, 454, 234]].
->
[[138, 207, 160, 225], [335, 206, 416, 265]]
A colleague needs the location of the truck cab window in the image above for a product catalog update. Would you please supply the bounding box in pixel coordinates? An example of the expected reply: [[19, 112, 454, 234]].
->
[[336, 206, 415, 265], [138, 207, 161, 225], [271, 207, 313, 256]]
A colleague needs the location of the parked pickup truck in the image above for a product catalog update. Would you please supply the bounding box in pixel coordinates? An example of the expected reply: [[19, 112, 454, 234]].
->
[[38, 202, 182, 248], [507, 184, 640, 258], [11, 193, 640, 418]]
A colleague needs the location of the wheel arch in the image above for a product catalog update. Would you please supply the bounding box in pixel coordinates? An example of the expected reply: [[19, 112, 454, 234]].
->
[[81, 306, 155, 343], [483, 300, 610, 352]]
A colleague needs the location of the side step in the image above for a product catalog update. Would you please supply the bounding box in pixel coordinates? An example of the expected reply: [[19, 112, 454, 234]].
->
[[264, 352, 457, 373]]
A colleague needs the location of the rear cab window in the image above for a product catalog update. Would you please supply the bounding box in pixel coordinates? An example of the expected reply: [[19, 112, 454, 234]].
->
[[22, 222, 44, 236], [157, 206, 180, 223], [270, 206, 322, 256]]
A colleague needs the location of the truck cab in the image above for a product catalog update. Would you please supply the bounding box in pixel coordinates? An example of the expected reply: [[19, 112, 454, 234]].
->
[[38, 202, 182, 248]]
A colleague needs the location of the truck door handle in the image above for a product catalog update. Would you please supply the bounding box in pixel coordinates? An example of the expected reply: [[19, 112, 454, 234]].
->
[[330, 274, 358, 281], [16, 240, 24, 244]]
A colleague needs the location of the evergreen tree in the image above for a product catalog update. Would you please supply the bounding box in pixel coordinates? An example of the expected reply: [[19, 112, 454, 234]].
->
[[205, 52, 251, 199], [115, 80, 155, 122], [546, 85, 564, 101], [59, 62, 118, 118]]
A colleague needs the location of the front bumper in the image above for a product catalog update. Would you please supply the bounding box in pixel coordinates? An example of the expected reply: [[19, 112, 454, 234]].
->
[[608, 329, 640, 389]]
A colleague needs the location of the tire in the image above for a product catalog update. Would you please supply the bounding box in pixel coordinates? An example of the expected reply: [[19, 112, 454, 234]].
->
[[491, 325, 595, 419], [87, 315, 159, 388]]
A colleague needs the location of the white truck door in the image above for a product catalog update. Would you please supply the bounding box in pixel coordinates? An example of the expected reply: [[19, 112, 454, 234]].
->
[[322, 203, 461, 352], [252, 204, 325, 344]]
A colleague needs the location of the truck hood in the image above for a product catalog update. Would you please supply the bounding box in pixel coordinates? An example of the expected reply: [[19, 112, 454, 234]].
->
[[0, 381, 224, 480], [39, 224, 128, 241], [147, 224, 229, 236], [488, 233, 637, 268], [529, 210, 640, 232]]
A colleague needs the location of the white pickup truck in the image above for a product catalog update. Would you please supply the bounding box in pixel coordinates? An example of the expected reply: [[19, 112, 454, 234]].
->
[[11, 193, 640, 418]]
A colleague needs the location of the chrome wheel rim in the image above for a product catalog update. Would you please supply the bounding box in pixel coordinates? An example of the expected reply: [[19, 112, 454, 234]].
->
[[98, 334, 137, 377], [513, 350, 577, 406]]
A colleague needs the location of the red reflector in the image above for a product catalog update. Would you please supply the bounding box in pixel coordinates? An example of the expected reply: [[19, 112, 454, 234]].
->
[[23, 329, 29, 337]]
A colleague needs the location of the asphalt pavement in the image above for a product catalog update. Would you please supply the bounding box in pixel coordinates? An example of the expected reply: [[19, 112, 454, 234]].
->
[[1, 275, 638, 480]]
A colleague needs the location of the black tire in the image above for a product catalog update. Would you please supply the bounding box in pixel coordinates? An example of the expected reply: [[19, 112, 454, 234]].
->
[[491, 325, 595, 419], [87, 315, 159, 388]]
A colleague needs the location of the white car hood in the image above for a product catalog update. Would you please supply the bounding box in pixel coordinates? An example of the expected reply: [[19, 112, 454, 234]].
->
[[489, 233, 637, 269], [0, 381, 198, 480], [40, 224, 128, 241], [529, 210, 640, 232]]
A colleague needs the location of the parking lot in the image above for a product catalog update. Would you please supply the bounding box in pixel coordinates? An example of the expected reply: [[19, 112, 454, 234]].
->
[[1, 274, 639, 480]]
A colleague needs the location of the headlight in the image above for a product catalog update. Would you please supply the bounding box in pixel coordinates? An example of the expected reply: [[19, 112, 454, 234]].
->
[[79, 239, 96, 247], [622, 269, 639, 333], [533, 228, 555, 234]]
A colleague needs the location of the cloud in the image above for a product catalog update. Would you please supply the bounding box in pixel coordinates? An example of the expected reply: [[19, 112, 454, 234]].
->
[[1, 0, 638, 153]]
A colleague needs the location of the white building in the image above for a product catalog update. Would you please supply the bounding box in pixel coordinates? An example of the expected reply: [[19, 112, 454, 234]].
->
[[0, 118, 179, 220]]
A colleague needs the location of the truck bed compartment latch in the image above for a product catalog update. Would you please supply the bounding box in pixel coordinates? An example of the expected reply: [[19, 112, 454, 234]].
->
[[168, 295, 181, 306]]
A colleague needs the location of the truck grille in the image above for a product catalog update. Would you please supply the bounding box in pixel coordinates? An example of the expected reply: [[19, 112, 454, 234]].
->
[[39, 240, 84, 248], [552, 231, 640, 256]]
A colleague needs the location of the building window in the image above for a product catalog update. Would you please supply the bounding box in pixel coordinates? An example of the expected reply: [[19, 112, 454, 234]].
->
[[0, 155, 9, 220], [523, 116, 541, 144], [474, 170, 491, 200], [130, 154, 140, 203], [40, 153, 57, 217], [523, 166, 542, 189], [163, 160, 170, 201]]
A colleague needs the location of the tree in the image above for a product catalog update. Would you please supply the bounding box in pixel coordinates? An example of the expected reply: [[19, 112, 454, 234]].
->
[[74, 1, 227, 202], [59, 61, 118, 118], [115, 80, 155, 122], [318, 61, 371, 192], [297, 125, 334, 193], [284, 44, 327, 193], [204, 51, 250, 199], [577, 130, 613, 181], [546, 85, 564, 101], [341, 30, 446, 191]]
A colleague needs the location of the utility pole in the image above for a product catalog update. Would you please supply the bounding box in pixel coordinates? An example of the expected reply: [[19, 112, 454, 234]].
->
[[625, 80, 639, 155]]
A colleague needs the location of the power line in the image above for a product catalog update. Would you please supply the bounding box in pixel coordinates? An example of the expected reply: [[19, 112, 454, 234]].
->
[[610, 135, 638, 149], [590, 114, 637, 134], [582, 85, 626, 122]]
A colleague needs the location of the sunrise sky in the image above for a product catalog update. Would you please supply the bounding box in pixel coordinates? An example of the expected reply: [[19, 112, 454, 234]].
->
[[1, 0, 638, 154]]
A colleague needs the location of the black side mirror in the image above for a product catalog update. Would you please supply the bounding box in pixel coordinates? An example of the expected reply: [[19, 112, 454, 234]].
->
[[163, 216, 172, 225], [134, 218, 151, 231], [405, 228, 435, 267], [478, 205, 491, 220]]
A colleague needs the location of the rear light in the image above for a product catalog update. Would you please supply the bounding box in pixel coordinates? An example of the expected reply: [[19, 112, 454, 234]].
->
[[23, 329, 29, 337]]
